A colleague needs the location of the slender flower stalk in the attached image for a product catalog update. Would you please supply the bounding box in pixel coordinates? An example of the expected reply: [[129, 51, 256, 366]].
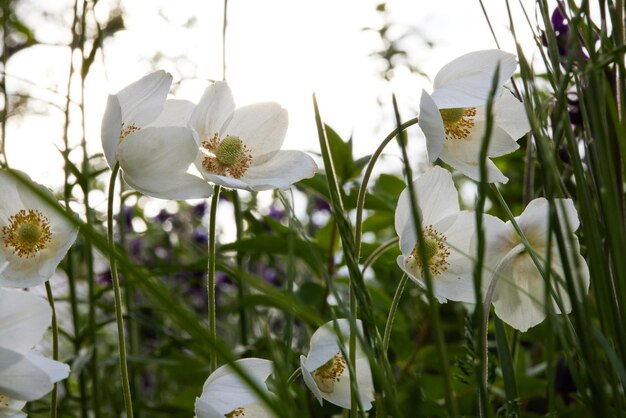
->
[[106, 163, 134, 418], [44, 281, 59, 418], [207, 185, 222, 374]]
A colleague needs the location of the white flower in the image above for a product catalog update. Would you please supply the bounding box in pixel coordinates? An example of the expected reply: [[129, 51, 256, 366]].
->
[[195, 358, 276, 418], [0, 170, 78, 288], [395, 166, 494, 303], [300, 319, 374, 411], [419, 50, 531, 183], [479, 198, 590, 331], [101, 71, 213, 200], [0, 288, 70, 415], [190, 81, 317, 191]]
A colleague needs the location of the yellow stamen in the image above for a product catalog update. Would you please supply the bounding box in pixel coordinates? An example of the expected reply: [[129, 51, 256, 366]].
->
[[119, 123, 141, 143], [406, 225, 450, 277], [313, 352, 346, 393], [201, 133, 253, 179], [225, 407, 246, 417], [440, 107, 477, 140], [0, 394, 9, 407], [2, 209, 52, 258]]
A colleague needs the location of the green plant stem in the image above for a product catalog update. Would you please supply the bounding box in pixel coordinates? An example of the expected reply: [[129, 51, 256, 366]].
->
[[383, 274, 409, 353], [44, 281, 59, 418], [231, 192, 249, 345], [207, 185, 222, 374], [286, 367, 302, 385], [107, 162, 134, 418], [354, 117, 419, 258]]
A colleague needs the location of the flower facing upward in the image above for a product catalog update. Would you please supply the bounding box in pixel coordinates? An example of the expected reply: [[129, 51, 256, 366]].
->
[[478, 198, 590, 332], [300, 319, 374, 411], [0, 288, 70, 416], [0, 170, 78, 288], [419, 50, 531, 183], [395, 166, 494, 303], [195, 358, 276, 418], [190, 82, 317, 191], [101, 71, 213, 200]]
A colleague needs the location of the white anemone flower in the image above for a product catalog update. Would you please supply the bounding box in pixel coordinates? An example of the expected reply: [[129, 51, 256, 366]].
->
[[300, 319, 374, 411], [419, 50, 531, 183], [479, 198, 590, 331], [395, 166, 497, 303], [195, 358, 276, 418], [101, 71, 213, 200], [190, 81, 317, 191], [0, 288, 70, 416], [0, 170, 78, 288]]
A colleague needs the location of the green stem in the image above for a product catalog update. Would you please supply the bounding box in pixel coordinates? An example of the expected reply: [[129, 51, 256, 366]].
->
[[354, 117, 419, 258], [383, 274, 409, 353], [44, 281, 59, 418], [207, 185, 222, 374], [286, 367, 302, 385], [107, 162, 134, 418], [231, 191, 248, 345]]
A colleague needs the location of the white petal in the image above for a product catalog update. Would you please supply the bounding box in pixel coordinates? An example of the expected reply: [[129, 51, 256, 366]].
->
[[240, 150, 317, 191], [224, 103, 288, 163], [115, 70, 172, 127], [0, 347, 54, 401], [493, 90, 531, 140], [199, 358, 273, 415], [300, 355, 324, 406], [419, 90, 446, 162], [305, 319, 357, 371], [194, 397, 224, 418], [118, 127, 213, 200], [146, 99, 195, 128], [0, 395, 26, 418], [189, 81, 235, 140], [0, 289, 50, 353], [492, 253, 547, 332], [101, 95, 122, 168], [439, 147, 509, 183], [24, 352, 69, 383], [431, 50, 517, 108], [395, 166, 460, 256]]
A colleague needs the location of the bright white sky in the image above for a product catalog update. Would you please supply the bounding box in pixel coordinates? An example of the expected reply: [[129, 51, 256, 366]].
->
[[5, 0, 538, 195]]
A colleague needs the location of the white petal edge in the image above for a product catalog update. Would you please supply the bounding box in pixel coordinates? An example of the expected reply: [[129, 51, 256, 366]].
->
[[115, 70, 172, 127], [188, 81, 235, 140], [418, 90, 446, 162], [101, 95, 123, 168], [118, 127, 214, 200], [0, 289, 50, 353], [431, 50, 517, 108]]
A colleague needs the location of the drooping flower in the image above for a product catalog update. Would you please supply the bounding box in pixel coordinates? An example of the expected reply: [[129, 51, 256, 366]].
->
[[0, 170, 78, 288], [419, 50, 531, 183], [300, 319, 374, 411], [195, 358, 276, 418], [101, 71, 213, 200], [0, 288, 70, 415], [478, 198, 590, 331], [395, 166, 494, 303], [190, 81, 317, 191]]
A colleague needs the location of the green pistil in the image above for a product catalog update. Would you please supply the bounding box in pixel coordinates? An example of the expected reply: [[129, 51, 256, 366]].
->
[[215, 136, 244, 166], [439, 108, 465, 125], [17, 223, 43, 245]]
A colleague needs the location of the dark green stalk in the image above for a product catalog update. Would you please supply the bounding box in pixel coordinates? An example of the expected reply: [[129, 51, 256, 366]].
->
[[107, 163, 134, 418], [383, 274, 409, 353], [207, 185, 222, 373], [45, 281, 59, 418]]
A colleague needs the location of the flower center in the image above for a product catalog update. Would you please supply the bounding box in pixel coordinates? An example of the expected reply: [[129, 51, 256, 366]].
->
[[406, 225, 450, 278], [313, 352, 346, 394], [2, 209, 52, 258], [225, 407, 246, 417], [440, 107, 477, 140], [201, 133, 253, 179], [0, 394, 8, 407], [118, 123, 141, 143]]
